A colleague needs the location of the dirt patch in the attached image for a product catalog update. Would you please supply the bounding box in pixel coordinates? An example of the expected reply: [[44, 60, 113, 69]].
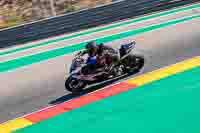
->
[[0, 0, 113, 29]]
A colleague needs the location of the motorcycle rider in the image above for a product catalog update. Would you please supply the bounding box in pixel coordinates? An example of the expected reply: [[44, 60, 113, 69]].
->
[[79, 41, 98, 66], [79, 41, 119, 73]]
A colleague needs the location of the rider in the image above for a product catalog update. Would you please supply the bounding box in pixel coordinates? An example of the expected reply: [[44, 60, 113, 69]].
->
[[80, 41, 98, 66], [80, 41, 119, 73]]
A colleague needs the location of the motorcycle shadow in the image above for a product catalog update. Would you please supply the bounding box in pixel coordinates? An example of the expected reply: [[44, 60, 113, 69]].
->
[[49, 71, 138, 105]]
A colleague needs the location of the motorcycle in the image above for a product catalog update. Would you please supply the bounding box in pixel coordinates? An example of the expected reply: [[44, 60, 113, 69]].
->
[[65, 41, 145, 93]]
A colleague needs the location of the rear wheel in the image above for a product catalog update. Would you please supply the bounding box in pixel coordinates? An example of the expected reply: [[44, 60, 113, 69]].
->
[[123, 54, 145, 73], [134, 55, 145, 72], [65, 76, 86, 94]]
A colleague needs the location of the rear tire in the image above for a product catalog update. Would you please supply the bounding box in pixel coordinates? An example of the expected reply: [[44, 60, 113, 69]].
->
[[123, 54, 145, 73], [65, 76, 86, 94], [134, 55, 145, 72]]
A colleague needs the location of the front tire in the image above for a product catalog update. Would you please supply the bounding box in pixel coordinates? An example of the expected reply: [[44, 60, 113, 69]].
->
[[65, 76, 86, 94]]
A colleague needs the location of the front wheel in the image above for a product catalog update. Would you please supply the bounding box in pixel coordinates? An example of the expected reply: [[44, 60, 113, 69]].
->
[[65, 76, 86, 94]]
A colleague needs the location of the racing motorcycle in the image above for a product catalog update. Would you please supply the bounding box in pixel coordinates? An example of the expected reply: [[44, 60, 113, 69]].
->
[[65, 41, 144, 93]]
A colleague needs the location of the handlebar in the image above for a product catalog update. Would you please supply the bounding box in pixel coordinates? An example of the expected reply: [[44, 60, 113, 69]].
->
[[75, 51, 83, 56], [73, 52, 85, 64]]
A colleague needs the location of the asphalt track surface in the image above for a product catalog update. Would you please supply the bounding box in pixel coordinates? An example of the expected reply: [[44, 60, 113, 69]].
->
[[0, 8, 200, 123]]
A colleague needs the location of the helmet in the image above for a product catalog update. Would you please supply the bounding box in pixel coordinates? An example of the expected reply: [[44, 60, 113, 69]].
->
[[86, 41, 98, 56], [86, 41, 97, 50]]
